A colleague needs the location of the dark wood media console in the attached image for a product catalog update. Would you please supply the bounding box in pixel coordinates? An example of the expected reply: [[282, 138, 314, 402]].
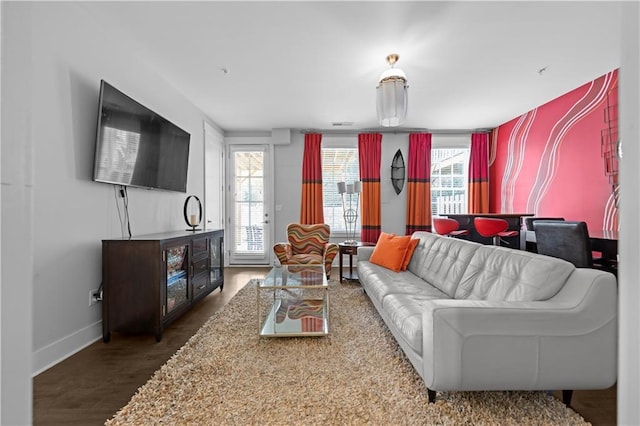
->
[[102, 229, 224, 342]]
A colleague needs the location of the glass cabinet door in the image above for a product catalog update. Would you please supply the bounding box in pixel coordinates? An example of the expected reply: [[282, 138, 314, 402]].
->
[[165, 244, 189, 316], [210, 232, 224, 288]]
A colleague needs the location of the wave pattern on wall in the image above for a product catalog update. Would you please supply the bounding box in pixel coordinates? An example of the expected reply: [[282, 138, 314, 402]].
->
[[525, 72, 615, 213], [491, 69, 619, 232], [500, 110, 536, 212], [603, 186, 619, 231]]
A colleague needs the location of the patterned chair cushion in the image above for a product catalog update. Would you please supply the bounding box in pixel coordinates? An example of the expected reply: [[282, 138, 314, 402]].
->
[[273, 223, 338, 279], [290, 253, 323, 264], [288, 223, 330, 255]]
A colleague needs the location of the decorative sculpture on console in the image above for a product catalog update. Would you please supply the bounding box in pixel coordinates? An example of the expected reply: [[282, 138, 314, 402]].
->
[[183, 195, 203, 231]]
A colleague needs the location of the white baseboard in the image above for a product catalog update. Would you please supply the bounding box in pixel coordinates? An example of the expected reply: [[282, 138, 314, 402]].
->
[[32, 320, 102, 376]]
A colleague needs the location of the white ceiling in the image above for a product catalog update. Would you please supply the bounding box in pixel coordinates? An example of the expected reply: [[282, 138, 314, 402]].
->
[[85, 1, 622, 133]]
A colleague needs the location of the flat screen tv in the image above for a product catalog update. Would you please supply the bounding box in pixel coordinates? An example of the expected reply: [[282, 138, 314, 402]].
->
[[92, 80, 190, 193]]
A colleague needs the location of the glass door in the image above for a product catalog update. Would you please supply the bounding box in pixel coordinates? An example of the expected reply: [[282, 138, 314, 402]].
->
[[164, 244, 189, 317], [227, 145, 271, 265], [210, 230, 224, 288]]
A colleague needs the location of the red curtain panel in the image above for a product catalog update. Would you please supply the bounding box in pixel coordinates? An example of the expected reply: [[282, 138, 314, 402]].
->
[[468, 132, 490, 213], [358, 133, 382, 243], [300, 133, 324, 224], [406, 133, 432, 234]]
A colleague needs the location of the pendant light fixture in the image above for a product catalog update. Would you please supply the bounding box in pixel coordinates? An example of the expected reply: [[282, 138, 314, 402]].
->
[[376, 53, 408, 127]]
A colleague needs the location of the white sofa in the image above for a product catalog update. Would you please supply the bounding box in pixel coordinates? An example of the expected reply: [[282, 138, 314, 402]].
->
[[357, 231, 617, 403]]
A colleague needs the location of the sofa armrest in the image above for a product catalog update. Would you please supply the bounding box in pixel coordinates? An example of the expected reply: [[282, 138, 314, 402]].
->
[[324, 243, 339, 264], [358, 246, 375, 261], [273, 243, 292, 265], [422, 270, 617, 391]]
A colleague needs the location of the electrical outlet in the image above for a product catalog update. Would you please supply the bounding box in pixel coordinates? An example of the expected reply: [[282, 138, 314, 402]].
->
[[89, 288, 101, 306]]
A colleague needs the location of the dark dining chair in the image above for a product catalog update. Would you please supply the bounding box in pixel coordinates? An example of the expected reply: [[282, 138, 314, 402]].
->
[[523, 217, 565, 252], [524, 217, 565, 231], [533, 221, 616, 274]]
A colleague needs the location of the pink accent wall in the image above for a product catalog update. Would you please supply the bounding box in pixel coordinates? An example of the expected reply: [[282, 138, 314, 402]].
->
[[489, 69, 619, 231]]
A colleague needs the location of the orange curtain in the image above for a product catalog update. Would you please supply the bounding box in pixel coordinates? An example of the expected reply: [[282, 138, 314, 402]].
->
[[300, 133, 324, 224], [468, 132, 490, 213], [406, 133, 432, 234], [358, 133, 382, 243]]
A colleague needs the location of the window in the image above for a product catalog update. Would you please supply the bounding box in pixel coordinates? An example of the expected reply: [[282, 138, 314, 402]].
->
[[322, 146, 360, 234], [431, 148, 470, 216]]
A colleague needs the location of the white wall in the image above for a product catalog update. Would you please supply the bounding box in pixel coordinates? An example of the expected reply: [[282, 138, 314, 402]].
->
[[618, 1, 640, 423], [2, 1, 217, 388], [379, 134, 410, 235], [273, 132, 304, 243], [1, 3, 34, 423]]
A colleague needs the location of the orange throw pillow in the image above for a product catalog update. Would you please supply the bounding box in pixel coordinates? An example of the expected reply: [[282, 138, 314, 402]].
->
[[369, 232, 412, 272], [401, 238, 419, 271]]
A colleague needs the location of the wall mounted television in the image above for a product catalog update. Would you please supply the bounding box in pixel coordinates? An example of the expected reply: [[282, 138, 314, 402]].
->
[[92, 80, 190, 193]]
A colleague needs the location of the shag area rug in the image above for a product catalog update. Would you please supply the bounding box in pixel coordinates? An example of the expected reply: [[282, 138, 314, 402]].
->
[[106, 279, 589, 425]]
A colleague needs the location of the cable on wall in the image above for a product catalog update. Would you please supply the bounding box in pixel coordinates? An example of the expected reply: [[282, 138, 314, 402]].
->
[[123, 186, 132, 239], [113, 185, 126, 239], [112, 184, 132, 239]]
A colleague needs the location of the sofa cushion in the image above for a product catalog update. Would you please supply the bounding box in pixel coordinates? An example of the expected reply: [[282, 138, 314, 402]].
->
[[370, 232, 412, 272], [455, 245, 574, 301], [408, 232, 482, 297], [382, 292, 447, 355], [359, 261, 449, 307], [400, 238, 420, 271]]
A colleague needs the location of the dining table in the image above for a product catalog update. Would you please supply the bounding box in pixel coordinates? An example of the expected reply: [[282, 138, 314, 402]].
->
[[584, 229, 618, 262]]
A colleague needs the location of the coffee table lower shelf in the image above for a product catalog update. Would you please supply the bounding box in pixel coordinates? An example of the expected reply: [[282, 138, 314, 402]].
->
[[259, 298, 329, 337]]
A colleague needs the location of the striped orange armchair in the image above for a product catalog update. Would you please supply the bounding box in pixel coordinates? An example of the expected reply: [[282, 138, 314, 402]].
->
[[273, 223, 339, 279]]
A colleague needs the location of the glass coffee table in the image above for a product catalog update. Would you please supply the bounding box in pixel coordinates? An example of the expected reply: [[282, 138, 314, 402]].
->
[[256, 264, 329, 337]]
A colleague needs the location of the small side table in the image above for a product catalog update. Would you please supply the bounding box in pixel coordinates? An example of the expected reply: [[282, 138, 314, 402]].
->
[[338, 242, 375, 283]]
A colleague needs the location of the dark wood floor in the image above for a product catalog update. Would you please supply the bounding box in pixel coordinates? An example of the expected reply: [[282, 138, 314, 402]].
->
[[33, 267, 617, 425]]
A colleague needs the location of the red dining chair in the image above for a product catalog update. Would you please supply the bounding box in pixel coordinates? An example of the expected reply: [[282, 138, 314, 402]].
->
[[474, 217, 519, 246], [432, 217, 469, 238]]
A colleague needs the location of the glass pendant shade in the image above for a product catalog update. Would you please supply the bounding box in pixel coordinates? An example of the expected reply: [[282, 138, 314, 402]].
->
[[376, 55, 408, 127]]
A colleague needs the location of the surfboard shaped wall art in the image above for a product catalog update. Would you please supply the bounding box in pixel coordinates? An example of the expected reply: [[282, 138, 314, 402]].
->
[[390, 149, 405, 195]]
